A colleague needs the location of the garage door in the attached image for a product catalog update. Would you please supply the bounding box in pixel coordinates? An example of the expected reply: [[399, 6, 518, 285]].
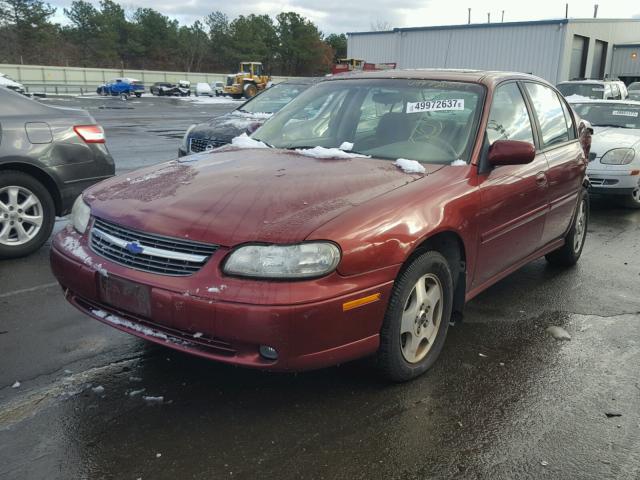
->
[[590, 40, 607, 79], [570, 35, 588, 80]]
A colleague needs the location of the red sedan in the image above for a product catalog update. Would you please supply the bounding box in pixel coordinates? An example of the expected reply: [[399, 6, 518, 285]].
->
[[51, 70, 590, 381]]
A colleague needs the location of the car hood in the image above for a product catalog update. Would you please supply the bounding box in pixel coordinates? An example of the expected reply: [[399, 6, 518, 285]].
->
[[84, 148, 441, 246], [590, 126, 640, 157], [189, 111, 273, 144]]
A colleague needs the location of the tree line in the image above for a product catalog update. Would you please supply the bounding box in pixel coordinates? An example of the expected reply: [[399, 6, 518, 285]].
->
[[0, 0, 348, 76]]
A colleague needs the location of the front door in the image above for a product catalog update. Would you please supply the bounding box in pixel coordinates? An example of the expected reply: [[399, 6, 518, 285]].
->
[[474, 82, 549, 289]]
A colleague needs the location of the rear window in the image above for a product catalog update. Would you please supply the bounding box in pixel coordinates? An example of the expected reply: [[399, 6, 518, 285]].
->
[[557, 83, 605, 100], [572, 103, 640, 129]]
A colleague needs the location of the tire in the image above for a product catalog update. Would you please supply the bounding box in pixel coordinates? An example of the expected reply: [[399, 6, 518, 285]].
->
[[0, 171, 55, 259], [545, 188, 589, 267], [135, 93, 142, 98], [243, 83, 258, 99], [621, 185, 640, 209], [120, 92, 128, 101], [376, 251, 453, 382]]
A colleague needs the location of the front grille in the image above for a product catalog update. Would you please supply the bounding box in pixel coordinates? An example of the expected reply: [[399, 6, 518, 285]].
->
[[189, 137, 228, 153], [90, 218, 218, 276]]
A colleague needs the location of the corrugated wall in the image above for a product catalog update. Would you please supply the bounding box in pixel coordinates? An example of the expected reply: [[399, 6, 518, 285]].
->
[[348, 22, 567, 83], [611, 46, 640, 77]]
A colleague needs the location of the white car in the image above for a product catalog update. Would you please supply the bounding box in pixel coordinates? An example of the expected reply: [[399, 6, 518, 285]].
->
[[211, 81, 225, 96], [571, 99, 640, 208], [0, 73, 26, 94], [195, 82, 213, 97], [557, 79, 627, 101]]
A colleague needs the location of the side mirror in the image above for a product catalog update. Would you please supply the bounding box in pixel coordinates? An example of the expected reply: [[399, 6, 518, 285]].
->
[[488, 140, 536, 166]]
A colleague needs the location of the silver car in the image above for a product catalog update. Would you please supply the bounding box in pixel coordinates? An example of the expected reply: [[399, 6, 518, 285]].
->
[[570, 99, 640, 208]]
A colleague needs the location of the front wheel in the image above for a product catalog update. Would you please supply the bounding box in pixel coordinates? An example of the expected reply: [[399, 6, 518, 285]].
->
[[376, 251, 453, 382], [243, 83, 258, 98], [0, 171, 55, 259], [135, 93, 142, 98], [622, 185, 640, 209], [546, 188, 589, 267]]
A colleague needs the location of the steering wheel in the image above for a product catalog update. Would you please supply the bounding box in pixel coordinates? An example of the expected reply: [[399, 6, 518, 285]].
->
[[409, 117, 458, 158]]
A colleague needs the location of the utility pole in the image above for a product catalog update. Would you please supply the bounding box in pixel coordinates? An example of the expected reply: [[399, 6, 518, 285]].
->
[[468, 8, 471, 24], [487, 12, 490, 23], [593, 4, 598, 18], [501, 10, 504, 22], [565, 3, 569, 18]]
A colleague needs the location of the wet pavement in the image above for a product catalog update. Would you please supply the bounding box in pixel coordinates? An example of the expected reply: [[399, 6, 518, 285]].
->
[[1, 97, 640, 479]]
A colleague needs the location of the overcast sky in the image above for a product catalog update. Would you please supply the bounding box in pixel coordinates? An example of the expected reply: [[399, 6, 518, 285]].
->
[[50, 0, 640, 35]]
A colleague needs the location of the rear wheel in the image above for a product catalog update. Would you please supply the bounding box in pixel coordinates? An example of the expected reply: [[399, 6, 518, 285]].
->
[[243, 83, 258, 99], [545, 188, 589, 267], [120, 92, 129, 101], [135, 93, 142, 98], [376, 251, 453, 382], [0, 171, 55, 259]]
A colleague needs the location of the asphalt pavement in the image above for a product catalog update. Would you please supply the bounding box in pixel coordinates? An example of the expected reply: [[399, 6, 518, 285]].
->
[[0, 95, 639, 480]]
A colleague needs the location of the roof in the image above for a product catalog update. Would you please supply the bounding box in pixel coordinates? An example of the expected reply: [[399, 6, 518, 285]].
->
[[281, 77, 324, 85], [557, 79, 610, 84], [614, 43, 640, 48], [348, 17, 640, 36], [321, 68, 549, 85]]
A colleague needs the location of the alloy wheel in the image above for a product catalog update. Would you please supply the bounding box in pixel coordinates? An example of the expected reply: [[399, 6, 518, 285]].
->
[[573, 198, 587, 253], [400, 273, 443, 363], [0, 186, 44, 246]]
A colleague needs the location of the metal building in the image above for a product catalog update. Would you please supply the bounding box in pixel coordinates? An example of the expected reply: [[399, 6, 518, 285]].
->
[[611, 44, 640, 83], [347, 19, 640, 84]]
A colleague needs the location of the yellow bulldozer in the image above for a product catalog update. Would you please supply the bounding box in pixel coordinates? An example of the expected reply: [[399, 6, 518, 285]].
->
[[223, 62, 271, 99]]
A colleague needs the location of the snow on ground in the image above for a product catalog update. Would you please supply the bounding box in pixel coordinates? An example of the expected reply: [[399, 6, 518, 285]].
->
[[231, 133, 269, 149], [179, 96, 243, 105], [295, 146, 369, 159], [394, 158, 426, 174]]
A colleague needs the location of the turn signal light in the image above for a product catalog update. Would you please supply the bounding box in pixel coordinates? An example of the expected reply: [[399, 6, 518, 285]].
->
[[74, 125, 105, 143], [630, 170, 640, 176]]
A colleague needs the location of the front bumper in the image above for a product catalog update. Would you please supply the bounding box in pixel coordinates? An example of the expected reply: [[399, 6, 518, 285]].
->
[[586, 168, 640, 195], [50, 227, 395, 371]]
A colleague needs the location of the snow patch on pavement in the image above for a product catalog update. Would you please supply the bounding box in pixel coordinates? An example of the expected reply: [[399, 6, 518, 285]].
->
[[11, 381, 20, 388]]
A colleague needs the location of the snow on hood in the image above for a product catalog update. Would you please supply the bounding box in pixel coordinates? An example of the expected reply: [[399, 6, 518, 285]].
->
[[450, 159, 467, 166], [394, 158, 426, 174], [231, 133, 270, 149], [295, 146, 369, 159], [590, 126, 640, 154], [339, 142, 354, 150], [218, 110, 274, 129], [565, 94, 591, 103]]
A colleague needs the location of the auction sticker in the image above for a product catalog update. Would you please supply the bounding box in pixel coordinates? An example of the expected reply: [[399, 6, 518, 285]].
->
[[612, 110, 639, 117], [407, 99, 465, 113]]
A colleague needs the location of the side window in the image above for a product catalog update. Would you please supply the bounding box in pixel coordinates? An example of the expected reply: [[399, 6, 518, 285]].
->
[[524, 83, 569, 148], [486, 82, 535, 146], [559, 97, 577, 140]]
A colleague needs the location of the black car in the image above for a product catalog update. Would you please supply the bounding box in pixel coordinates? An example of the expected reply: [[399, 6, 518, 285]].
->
[[0, 88, 114, 258], [179, 78, 321, 156]]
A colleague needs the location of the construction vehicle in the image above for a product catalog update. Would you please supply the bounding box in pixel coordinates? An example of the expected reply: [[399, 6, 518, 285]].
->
[[223, 62, 271, 99], [331, 58, 397, 75]]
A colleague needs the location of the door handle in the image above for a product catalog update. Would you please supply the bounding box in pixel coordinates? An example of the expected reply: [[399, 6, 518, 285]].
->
[[535, 172, 548, 187]]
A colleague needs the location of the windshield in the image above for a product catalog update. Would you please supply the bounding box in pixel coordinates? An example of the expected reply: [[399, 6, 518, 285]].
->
[[573, 103, 640, 129], [628, 82, 640, 91], [253, 79, 485, 164], [241, 82, 312, 114], [557, 83, 605, 99]]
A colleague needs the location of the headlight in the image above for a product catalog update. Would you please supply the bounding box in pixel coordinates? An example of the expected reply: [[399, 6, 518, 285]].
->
[[71, 196, 91, 234], [600, 148, 635, 165], [223, 242, 341, 279], [182, 124, 196, 150]]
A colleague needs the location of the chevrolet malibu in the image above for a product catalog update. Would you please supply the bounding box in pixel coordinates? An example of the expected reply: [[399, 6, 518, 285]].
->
[[51, 70, 590, 381]]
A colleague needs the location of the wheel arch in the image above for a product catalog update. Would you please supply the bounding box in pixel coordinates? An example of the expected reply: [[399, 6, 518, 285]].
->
[[403, 230, 468, 321], [0, 161, 62, 215]]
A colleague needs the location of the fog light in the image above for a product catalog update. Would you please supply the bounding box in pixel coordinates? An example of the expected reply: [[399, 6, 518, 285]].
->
[[259, 345, 278, 360]]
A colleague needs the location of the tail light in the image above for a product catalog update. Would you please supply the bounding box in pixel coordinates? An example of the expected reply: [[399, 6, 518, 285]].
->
[[74, 125, 105, 143]]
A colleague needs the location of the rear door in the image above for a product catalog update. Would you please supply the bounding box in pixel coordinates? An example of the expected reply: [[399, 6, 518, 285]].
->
[[522, 82, 586, 246], [474, 82, 549, 288]]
